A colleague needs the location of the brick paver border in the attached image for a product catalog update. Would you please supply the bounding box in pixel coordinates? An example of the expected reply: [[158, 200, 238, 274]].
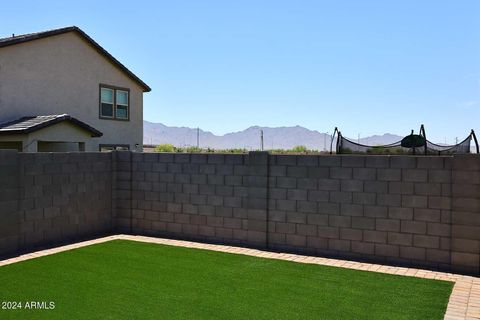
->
[[0, 234, 478, 319]]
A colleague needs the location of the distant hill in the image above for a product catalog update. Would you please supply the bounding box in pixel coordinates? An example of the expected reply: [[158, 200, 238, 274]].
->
[[144, 121, 403, 151]]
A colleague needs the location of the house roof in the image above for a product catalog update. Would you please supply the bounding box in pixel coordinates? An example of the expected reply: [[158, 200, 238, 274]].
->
[[0, 114, 103, 137], [0, 26, 151, 92]]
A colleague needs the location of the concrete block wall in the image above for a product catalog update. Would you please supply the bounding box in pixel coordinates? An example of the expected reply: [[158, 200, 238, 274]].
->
[[451, 156, 480, 274], [116, 152, 270, 247], [118, 152, 480, 275], [266, 155, 454, 272], [0, 150, 20, 256], [114, 151, 132, 233], [1, 150, 479, 275], [0, 150, 113, 257]]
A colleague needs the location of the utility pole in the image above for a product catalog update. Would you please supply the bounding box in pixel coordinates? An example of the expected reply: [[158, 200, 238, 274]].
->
[[455, 137, 458, 145], [196, 127, 200, 148], [260, 130, 264, 151]]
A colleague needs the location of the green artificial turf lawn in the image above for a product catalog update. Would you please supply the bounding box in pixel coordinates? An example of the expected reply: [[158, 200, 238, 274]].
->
[[0, 240, 453, 320]]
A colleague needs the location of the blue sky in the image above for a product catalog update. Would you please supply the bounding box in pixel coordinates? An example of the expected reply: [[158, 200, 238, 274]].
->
[[2, 0, 479, 142]]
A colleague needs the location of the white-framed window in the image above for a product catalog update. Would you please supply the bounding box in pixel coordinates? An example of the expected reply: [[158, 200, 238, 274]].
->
[[116, 90, 129, 119], [100, 87, 114, 118], [99, 85, 130, 120]]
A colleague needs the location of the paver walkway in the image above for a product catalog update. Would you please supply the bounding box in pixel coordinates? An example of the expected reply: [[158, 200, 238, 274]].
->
[[0, 234, 478, 319]]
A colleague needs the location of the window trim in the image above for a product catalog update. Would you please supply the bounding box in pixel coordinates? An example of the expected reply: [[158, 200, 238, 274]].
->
[[99, 84, 130, 121]]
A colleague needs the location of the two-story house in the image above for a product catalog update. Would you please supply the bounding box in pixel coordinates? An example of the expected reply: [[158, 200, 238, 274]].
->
[[0, 26, 150, 152]]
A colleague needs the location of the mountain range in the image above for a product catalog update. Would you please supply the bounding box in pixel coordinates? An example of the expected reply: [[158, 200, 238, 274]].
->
[[144, 121, 403, 151]]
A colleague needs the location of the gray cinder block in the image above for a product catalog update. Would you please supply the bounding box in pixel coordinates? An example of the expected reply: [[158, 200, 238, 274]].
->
[[318, 179, 340, 191], [330, 167, 352, 180], [452, 183, 480, 198], [413, 234, 440, 249], [298, 178, 318, 190], [329, 215, 351, 228], [452, 211, 480, 226], [452, 225, 480, 241], [352, 241, 374, 255], [307, 167, 329, 179], [191, 154, 208, 164], [417, 157, 444, 169], [414, 208, 441, 222], [276, 199, 296, 211], [275, 222, 296, 234], [353, 192, 376, 205], [452, 155, 480, 171], [388, 182, 414, 195], [286, 234, 307, 247], [317, 226, 340, 239], [353, 168, 376, 181], [341, 156, 366, 168], [351, 217, 375, 230], [453, 171, 480, 185], [388, 207, 413, 220], [364, 230, 387, 243], [307, 236, 329, 250], [287, 166, 308, 178], [390, 157, 416, 169], [365, 156, 389, 168], [330, 191, 352, 204], [377, 169, 401, 182], [402, 195, 428, 209], [451, 252, 479, 268], [340, 228, 362, 241], [297, 156, 319, 167], [328, 239, 351, 251], [429, 170, 451, 183], [401, 220, 427, 235], [388, 232, 412, 246], [376, 219, 400, 232], [451, 238, 480, 254], [400, 246, 425, 260], [318, 156, 341, 167], [426, 249, 450, 264], [286, 212, 307, 224], [402, 169, 428, 182], [270, 188, 287, 200], [307, 213, 328, 226], [377, 194, 401, 207], [269, 165, 286, 177], [297, 201, 317, 213], [341, 180, 363, 192], [287, 189, 308, 201], [307, 190, 329, 202], [318, 202, 340, 215], [340, 204, 363, 217], [364, 205, 387, 218], [274, 155, 297, 166], [199, 164, 216, 175], [375, 243, 399, 258]]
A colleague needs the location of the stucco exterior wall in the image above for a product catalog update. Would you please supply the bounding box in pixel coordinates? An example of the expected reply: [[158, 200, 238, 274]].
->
[[0, 32, 145, 151]]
